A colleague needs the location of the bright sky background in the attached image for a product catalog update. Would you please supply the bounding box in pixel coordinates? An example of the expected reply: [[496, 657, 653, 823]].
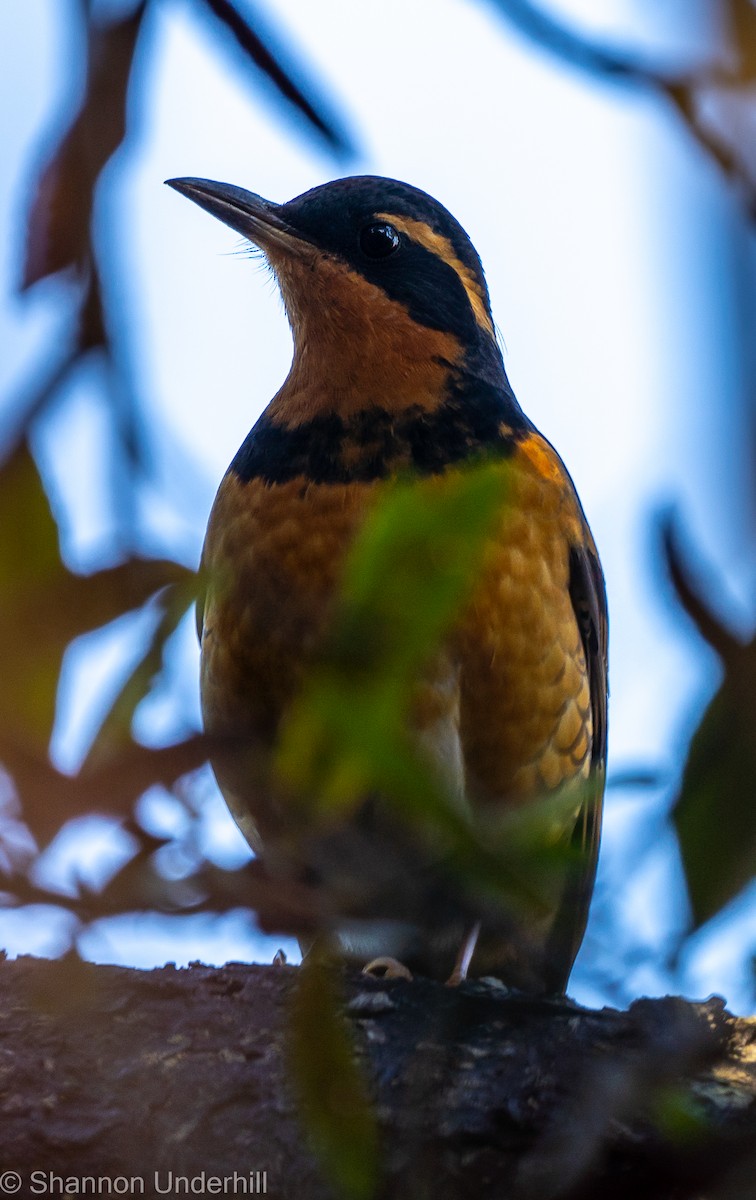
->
[[1, 0, 755, 1010]]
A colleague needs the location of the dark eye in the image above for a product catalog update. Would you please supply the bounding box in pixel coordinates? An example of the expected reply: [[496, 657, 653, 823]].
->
[[359, 222, 400, 259]]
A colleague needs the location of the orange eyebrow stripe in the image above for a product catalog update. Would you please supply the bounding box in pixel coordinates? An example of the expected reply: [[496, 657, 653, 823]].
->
[[376, 212, 495, 339]]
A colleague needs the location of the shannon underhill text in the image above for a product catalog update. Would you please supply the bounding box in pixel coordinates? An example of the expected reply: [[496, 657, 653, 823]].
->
[[28, 1170, 268, 1194]]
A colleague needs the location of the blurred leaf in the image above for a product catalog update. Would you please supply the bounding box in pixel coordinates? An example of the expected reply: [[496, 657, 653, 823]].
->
[[78, 258, 108, 354], [21, 2, 147, 292], [484, 0, 651, 79], [0, 440, 192, 755], [277, 462, 511, 809], [0, 731, 213, 852], [83, 572, 200, 771], [728, 0, 756, 84], [196, 0, 354, 157], [72, 735, 212, 834], [1, 824, 329, 935], [289, 957, 378, 1200], [275, 462, 579, 933], [486, 0, 756, 216], [673, 654, 756, 927], [0, 441, 77, 746], [606, 767, 666, 790], [650, 1084, 710, 1145], [665, 518, 756, 927]]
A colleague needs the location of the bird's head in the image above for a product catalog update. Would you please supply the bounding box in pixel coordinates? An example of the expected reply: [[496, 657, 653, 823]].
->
[[167, 175, 509, 422]]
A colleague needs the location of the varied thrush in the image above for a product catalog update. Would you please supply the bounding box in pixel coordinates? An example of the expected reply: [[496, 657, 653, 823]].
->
[[168, 174, 608, 993]]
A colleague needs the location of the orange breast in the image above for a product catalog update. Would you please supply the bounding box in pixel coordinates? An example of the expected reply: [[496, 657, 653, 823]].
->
[[200, 432, 592, 827], [457, 438, 592, 803], [200, 473, 376, 746]]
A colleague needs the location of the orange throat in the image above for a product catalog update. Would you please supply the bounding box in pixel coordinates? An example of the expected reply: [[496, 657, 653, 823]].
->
[[267, 250, 464, 427]]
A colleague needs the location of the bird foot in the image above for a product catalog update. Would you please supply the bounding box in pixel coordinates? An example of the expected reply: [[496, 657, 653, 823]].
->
[[362, 957, 413, 982]]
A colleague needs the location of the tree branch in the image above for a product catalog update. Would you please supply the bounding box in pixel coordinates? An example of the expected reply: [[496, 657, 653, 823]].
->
[[0, 956, 754, 1199]]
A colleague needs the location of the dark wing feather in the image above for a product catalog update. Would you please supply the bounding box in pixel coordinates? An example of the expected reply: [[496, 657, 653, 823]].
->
[[569, 537, 608, 774], [195, 551, 208, 643], [545, 535, 608, 991]]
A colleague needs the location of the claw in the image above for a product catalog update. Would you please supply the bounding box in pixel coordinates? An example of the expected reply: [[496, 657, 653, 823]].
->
[[362, 956, 413, 982]]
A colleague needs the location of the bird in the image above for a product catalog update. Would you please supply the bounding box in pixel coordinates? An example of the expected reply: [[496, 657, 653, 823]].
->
[[167, 173, 608, 994]]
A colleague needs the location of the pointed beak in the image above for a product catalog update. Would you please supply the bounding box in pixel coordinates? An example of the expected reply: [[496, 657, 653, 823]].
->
[[165, 177, 311, 256]]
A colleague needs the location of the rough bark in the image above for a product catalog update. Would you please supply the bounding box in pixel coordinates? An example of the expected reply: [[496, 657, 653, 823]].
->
[[0, 954, 754, 1199]]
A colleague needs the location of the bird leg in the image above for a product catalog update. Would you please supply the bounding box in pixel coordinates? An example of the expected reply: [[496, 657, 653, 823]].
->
[[446, 921, 481, 986]]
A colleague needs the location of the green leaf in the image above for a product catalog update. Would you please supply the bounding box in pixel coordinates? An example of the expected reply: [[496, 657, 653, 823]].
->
[[274, 460, 576, 927], [650, 1084, 709, 1144], [289, 958, 378, 1200], [0, 441, 66, 743], [340, 460, 511, 677], [664, 516, 756, 928], [673, 640, 756, 927], [276, 462, 511, 807]]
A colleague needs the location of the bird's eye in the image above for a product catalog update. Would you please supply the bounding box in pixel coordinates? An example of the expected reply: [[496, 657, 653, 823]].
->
[[359, 222, 401, 259]]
